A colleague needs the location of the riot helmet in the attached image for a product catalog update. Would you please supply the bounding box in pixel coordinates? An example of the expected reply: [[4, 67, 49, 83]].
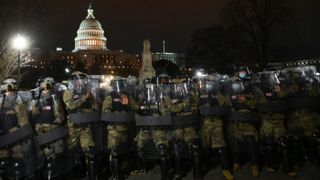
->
[[68, 71, 89, 95], [110, 76, 127, 93], [258, 71, 281, 92], [1, 78, 18, 93], [234, 63, 252, 80], [156, 74, 170, 84], [40, 77, 55, 90]]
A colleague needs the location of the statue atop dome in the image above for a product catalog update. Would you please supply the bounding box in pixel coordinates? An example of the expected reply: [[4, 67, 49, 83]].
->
[[73, 2, 107, 52]]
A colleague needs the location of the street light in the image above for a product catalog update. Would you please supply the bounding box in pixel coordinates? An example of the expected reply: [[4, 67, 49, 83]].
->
[[12, 34, 28, 87]]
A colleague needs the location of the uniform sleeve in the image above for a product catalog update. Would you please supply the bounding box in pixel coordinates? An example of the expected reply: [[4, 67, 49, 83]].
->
[[254, 89, 267, 104], [15, 104, 29, 127], [30, 100, 40, 118], [53, 95, 65, 124], [102, 95, 112, 112], [63, 90, 87, 111], [128, 96, 138, 111]]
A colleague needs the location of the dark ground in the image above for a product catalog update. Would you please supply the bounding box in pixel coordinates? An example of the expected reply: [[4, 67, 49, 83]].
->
[[126, 163, 320, 180]]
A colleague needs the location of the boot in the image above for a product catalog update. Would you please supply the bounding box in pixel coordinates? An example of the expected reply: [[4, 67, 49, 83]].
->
[[0, 159, 7, 180], [130, 148, 146, 176], [110, 147, 124, 180], [279, 138, 296, 177], [222, 170, 234, 180], [251, 164, 259, 177], [87, 146, 96, 180], [191, 139, 203, 180], [232, 163, 241, 173], [158, 144, 169, 180]]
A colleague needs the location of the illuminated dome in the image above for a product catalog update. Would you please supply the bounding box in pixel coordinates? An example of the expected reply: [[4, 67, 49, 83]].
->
[[73, 5, 107, 52]]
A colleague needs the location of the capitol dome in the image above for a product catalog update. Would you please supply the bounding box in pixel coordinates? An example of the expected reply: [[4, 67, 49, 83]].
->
[[73, 5, 107, 52]]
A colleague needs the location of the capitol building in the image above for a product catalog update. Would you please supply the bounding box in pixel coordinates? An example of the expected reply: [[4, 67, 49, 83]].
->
[[73, 5, 107, 52], [29, 4, 141, 78]]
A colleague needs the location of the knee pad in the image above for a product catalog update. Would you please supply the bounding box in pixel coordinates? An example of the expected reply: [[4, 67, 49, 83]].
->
[[86, 146, 95, 160], [278, 137, 289, 149], [157, 144, 167, 156]]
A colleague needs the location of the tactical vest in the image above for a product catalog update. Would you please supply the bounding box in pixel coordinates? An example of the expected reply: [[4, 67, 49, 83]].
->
[[258, 88, 287, 113], [286, 85, 318, 110], [199, 93, 219, 106], [171, 95, 192, 115], [33, 94, 55, 124], [69, 91, 92, 113], [138, 101, 159, 116], [0, 106, 19, 134], [110, 91, 129, 112]]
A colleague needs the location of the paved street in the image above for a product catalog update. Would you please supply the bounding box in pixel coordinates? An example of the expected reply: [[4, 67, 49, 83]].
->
[[127, 163, 320, 180]]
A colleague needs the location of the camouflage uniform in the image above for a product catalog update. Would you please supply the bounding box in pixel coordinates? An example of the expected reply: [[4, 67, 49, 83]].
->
[[31, 91, 66, 157], [63, 74, 100, 180], [199, 87, 233, 180], [63, 90, 98, 150], [258, 83, 295, 176], [102, 86, 136, 179], [228, 77, 263, 177], [170, 83, 202, 179], [285, 76, 320, 166], [0, 79, 41, 179], [31, 79, 73, 177]]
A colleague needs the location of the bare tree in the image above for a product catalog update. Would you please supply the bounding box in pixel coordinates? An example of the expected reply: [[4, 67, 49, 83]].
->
[[225, 0, 290, 67], [0, 45, 31, 82], [0, 0, 62, 82]]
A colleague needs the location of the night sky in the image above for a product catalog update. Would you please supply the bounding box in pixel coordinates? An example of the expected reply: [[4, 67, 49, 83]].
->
[[36, 0, 225, 53]]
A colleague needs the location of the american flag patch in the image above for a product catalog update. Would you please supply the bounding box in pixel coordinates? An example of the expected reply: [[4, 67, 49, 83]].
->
[[43, 106, 51, 111]]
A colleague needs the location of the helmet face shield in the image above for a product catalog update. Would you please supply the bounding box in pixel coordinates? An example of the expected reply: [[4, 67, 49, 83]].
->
[[110, 79, 127, 93], [171, 82, 189, 98], [259, 71, 281, 91]]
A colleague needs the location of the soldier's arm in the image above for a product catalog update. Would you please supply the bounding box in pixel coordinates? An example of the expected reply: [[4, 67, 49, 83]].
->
[[102, 95, 112, 112], [190, 93, 199, 113], [254, 89, 267, 104], [170, 100, 182, 113], [63, 90, 87, 111], [30, 100, 40, 118], [129, 96, 138, 111], [15, 104, 29, 127], [53, 95, 65, 124]]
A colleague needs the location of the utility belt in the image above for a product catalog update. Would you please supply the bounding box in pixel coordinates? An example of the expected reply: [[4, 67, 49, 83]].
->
[[258, 100, 287, 113], [229, 111, 260, 123], [287, 97, 318, 110], [69, 112, 100, 125], [199, 105, 230, 116], [0, 124, 33, 148], [101, 111, 135, 123], [135, 113, 172, 126], [172, 114, 199, 127], [36, 124, 68, 146]]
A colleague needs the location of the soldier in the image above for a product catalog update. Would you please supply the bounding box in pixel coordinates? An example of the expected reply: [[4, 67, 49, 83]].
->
[[284, 66, 320, 167], [170, 78, 203, 180], [195, 74, 233, 180], [257, 71, 296, 176], [30, 77, 73, 178], [63, 71, 100, 180], [101, 76, 136, 180], [0, 78, 42, 179], [228, 64, 262, 177], [133, 76, 171, 180]]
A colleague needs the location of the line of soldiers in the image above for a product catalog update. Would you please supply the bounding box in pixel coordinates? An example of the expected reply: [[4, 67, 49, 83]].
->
[[0, 63, 319, 180]]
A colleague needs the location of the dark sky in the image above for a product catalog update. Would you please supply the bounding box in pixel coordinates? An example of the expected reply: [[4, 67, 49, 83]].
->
[[38, 0, 225, 53]]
